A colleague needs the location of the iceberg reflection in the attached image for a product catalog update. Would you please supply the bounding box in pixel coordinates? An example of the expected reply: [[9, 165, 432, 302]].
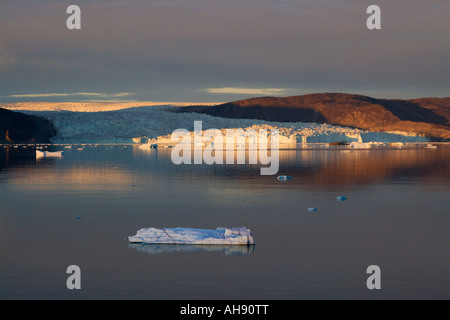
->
[[128, 243, 255, 256]]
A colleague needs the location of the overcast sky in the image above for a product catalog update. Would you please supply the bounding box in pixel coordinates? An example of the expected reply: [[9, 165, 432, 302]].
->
[[0, 0, 449, 102]]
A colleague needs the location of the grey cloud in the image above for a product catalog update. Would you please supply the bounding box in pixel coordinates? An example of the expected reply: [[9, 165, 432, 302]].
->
[[0, 0, 448, 102]]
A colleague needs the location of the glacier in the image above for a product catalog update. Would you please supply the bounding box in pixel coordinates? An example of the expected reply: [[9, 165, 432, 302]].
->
[[10, 105, 430, 144]]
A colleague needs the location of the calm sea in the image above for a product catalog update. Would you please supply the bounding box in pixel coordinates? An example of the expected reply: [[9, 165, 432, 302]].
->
[[0, 144, 449, 299]]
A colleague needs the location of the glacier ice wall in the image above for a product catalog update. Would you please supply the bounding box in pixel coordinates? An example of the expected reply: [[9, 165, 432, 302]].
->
[[22, 105, 429, 144]]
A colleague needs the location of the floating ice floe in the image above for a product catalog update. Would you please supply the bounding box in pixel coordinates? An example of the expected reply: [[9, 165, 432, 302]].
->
[[132, 136, 149, 144], [349, 141, 373, 149], [36, 150, 63, 158], [277, 175, 292, 181], [138, 144, 148, 150], [138, 143, 158, 150], [425, 144, 437, 149], [308, 208, 318, 212], [336, 196, 347, 201], [128, 227, 255, 245], [390, 142, 405, 148]]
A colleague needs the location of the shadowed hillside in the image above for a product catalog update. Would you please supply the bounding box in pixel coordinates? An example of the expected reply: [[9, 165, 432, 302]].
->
[[0, 108, 56, 143]]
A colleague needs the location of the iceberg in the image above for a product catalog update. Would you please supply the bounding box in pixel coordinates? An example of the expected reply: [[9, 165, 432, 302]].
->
[[390, 142, 404, 147], [132, 136, 149, 144], [36, 150, 63, 158], [138, 143, 158, 150], [349, 141, 372, 149], [277, 175, 292, 181], [128, 227, 255, 245]]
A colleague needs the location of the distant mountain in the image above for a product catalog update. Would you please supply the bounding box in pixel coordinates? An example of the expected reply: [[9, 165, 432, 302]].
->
[[0, 108, 56, 143], [178, 93, 450, 141]]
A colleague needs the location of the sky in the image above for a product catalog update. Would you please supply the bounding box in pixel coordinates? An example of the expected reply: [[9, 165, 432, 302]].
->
[[0, 0, 449, 103]]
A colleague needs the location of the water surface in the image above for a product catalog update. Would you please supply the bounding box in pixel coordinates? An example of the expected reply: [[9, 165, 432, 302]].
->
[[0, 145, 449, 299]]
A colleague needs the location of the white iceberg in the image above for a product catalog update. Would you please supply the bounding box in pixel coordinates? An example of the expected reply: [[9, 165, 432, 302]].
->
[[128, 227, 255, 245], [349, 141, 372, 149], [132, 136, 149, 144], [36, 150, 63, 158]]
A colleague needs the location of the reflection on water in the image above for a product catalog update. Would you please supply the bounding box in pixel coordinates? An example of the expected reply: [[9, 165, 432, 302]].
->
[[129, 243, 255, 256], [1, 144, 449, 190], [275, 148, 450, 190], [0, 144, 449, 299]]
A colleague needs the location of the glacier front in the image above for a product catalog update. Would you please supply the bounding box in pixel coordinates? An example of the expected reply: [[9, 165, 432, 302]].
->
[[10, 105, 430, 144]]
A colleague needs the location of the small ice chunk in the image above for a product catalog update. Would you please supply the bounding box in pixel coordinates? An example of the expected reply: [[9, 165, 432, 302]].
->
[[349, 141, 372, 149], [36, 150, 63, 158], [390, 142, 404, 148], [277, 175, 292, 181], [336, 196, 347, 201], [308, 208, 318, 212]]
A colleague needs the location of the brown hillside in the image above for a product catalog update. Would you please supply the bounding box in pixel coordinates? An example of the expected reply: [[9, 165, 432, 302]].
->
[[178, 93, 450, 141]]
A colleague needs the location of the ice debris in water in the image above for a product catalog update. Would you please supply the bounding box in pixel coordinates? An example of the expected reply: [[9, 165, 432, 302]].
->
[[36, 150, 63, 158], [336, 196, 347, 201], [308, 208, 318, 212], [128, 227, 255, 245], [277, 175, 292, 181]]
